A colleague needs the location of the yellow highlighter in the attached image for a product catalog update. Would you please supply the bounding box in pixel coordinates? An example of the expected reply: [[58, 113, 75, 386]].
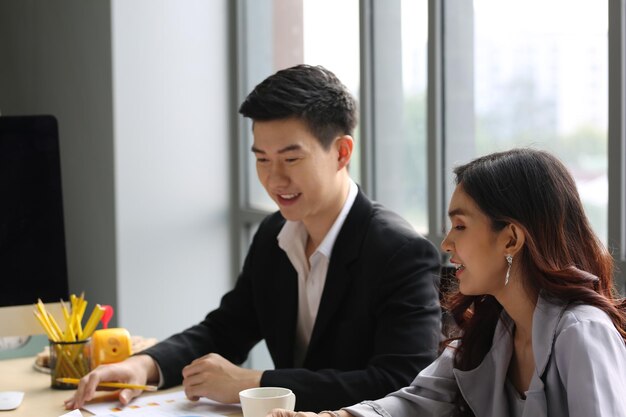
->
[[55, 378, 157, 391]]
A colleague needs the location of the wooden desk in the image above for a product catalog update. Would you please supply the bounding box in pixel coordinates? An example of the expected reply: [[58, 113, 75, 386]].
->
[[0, 356, 182, 417]]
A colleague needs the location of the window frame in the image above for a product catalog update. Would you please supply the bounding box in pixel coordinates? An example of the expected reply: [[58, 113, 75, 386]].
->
[[608, 0, 626, 291]]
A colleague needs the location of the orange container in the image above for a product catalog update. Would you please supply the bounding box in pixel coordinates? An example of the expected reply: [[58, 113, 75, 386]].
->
[[90, 328, 132, 369]]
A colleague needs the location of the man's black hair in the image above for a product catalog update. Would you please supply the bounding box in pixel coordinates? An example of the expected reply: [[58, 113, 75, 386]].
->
[[239, 64, 357, 149]]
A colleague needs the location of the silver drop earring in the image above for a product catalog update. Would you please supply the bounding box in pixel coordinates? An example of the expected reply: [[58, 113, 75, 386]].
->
[[505, 254, 513, 286]]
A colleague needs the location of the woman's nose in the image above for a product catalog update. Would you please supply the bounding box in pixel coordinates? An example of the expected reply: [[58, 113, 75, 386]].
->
[[440, 235, 452, 253]]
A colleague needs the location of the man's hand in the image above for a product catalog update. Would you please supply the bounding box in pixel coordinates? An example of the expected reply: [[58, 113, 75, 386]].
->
[[182, 353, 262, 403], [64, 354, 158, 410]]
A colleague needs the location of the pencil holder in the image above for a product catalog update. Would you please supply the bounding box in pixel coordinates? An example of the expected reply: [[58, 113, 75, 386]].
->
[[49, 338, 91, 389]]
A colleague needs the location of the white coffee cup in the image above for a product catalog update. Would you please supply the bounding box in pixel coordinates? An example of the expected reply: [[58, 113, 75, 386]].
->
[[239, 387, 296, 417]]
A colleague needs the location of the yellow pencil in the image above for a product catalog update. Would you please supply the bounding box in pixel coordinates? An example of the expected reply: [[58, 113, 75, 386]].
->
[[82, 304, 105, 339], [47, 312, 64, 340], [33, 310, 57, 341], [55, 378, 158, 391], [61, 299, 70, 324], [36, 299, 60, 340], [76, 298, 88, 337]]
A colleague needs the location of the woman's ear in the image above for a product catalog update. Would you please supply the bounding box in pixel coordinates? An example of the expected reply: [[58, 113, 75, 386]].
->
[[335, 135, 354, 170], [503, 222, 525, 256]]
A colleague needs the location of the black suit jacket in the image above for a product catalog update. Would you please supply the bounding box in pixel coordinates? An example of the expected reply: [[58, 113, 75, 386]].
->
[[143, 190, 441, 411]]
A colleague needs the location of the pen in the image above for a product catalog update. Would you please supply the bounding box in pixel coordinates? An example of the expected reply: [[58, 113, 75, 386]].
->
[[55, 378, 158, 391]]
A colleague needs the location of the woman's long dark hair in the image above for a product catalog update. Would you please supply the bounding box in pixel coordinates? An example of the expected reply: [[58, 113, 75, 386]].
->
[[443, 148, 626, 416]]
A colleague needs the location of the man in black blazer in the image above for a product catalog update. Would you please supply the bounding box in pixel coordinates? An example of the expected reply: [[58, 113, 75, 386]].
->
[[67, 65, 441, 412]]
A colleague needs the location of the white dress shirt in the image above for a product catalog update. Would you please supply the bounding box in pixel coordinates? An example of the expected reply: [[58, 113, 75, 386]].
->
[[277, 179, 358, 366]]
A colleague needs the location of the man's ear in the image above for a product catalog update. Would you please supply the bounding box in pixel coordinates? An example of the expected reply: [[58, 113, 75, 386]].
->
[[335, 135, 354, 170], [503, 222, 526, 256]]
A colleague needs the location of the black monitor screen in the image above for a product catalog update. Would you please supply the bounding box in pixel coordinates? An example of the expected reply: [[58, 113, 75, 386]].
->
[[0, 115, 69, 306]]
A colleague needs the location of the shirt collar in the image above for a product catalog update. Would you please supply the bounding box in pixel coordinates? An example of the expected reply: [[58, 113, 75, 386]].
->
[[316, 179, 358, 258], [277, 179, 358, 260]]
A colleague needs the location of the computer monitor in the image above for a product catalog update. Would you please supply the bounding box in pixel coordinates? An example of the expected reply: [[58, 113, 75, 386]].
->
[[0, 115, 69, 337]]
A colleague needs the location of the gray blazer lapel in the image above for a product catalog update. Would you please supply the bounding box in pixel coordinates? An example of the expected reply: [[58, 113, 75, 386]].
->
[[523, 386, 548, 417], [532, 294, 568, 376], [453, 316, 514, 417], [454, 296, 565, 417], [520, 294, 567, 417]]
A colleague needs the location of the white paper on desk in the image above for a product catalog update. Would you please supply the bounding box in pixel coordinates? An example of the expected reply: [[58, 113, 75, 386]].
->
[[59, 410, 83, 417], [83, 390, 241, 417]]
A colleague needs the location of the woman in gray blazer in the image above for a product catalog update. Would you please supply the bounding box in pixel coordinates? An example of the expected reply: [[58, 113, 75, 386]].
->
[[271, 148, 626, 417]]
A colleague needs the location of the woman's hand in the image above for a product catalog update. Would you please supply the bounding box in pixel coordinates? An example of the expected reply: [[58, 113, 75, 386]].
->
[[267, 410, 354, 417], [267, 410, 320, 417]]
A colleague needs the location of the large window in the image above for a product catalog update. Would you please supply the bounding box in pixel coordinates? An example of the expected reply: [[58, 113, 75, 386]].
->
[[235, 0, 626, 317], [444, 0, 609, 243], [371, 0, 429, 234]]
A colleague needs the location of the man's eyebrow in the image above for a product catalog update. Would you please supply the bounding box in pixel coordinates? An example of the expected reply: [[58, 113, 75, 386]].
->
[[277, 144, 303, 153], [250, 144, 303, 154], [251, 146, 265, 154]]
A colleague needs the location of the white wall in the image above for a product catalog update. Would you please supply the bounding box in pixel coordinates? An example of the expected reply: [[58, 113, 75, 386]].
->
[[0, 0, 232, 341], [111, 0, 232, 339]]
